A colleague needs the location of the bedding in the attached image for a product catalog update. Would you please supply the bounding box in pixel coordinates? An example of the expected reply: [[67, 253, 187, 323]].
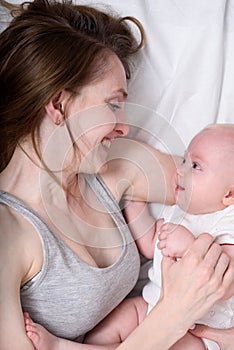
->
[[85, 0, 234, 143], [1, 1, 233, 348]]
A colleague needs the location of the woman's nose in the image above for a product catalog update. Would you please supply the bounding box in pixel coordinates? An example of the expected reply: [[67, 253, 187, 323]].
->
[[177, 163, 185, 176], [114, 121, 129, 137], [114, 109, 129, 136]]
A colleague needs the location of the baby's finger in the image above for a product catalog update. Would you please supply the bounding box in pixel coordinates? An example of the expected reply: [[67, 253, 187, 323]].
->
[[157, 239, 166, 250], [161, 248, 171, 257], [156, 218, 164, 232], [158, 231, 163, 240], [158, 230, 169, 240], [161, 223, 169, 231]]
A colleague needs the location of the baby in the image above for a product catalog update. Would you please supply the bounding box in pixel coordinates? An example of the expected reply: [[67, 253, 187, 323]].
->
[[128, 123, 234, 350], [24, 123, 234, 350]]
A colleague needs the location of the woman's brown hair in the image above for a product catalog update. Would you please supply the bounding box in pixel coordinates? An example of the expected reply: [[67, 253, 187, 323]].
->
[[0, 0, 145, 172]]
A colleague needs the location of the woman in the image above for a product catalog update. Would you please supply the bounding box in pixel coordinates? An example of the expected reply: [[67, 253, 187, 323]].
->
[[0, 0, 233, 349]]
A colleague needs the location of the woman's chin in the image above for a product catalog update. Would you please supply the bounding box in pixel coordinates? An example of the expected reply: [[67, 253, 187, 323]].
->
[[97, 163, 108, 174]]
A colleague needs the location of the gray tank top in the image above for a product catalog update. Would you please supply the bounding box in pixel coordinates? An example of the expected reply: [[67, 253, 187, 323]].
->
[[0, 174, 140, 342]]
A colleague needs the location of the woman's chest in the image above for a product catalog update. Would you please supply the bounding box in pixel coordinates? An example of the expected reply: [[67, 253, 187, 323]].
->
[[44, 201, 125, 267], [21, 227, 140, 341]]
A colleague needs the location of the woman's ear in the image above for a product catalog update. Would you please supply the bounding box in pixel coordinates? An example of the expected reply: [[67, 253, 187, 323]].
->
[[222, 187, 234, 206], [45, 90, 68, 125]]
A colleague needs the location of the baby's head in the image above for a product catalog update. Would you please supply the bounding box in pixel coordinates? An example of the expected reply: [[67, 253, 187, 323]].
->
[[175, 123, 234, 214]]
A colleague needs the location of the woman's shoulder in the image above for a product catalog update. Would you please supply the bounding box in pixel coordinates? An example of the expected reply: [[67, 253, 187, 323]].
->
[[0, 202, 43, 284], [0, 200, 34, 235]]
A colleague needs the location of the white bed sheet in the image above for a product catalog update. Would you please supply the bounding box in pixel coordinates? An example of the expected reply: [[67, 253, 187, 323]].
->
[[80, 0, 234, 142]]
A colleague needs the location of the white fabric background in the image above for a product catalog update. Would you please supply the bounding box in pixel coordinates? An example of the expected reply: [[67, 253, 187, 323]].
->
[[77, 0, 234, 142]]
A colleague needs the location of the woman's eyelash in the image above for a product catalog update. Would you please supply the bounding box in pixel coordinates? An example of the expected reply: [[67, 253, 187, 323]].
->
[[108, 102, 121, 111]]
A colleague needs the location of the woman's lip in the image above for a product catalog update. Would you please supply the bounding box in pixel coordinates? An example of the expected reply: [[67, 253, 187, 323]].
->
[[101, 138, 112, 149], [176, 184, 185, 191]]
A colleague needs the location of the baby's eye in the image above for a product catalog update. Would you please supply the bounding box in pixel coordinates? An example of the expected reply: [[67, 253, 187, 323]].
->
[[192, 162, 201, 170]]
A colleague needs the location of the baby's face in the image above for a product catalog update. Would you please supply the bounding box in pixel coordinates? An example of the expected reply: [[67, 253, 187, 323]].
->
[[175, 127, 234, 214]]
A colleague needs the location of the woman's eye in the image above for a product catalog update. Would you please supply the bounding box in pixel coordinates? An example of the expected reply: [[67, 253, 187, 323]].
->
[[108, 102, 121, 112]]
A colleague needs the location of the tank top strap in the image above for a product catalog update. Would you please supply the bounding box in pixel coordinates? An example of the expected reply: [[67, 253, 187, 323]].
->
[[83, 174, 132, 244]]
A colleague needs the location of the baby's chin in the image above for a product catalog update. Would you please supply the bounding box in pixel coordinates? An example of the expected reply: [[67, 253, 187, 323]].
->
[[175, 198, 192, 213], [177, 202, 201, 215]]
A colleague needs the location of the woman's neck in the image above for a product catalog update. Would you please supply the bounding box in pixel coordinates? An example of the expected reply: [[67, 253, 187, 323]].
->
[[0, 144, 80, 208]]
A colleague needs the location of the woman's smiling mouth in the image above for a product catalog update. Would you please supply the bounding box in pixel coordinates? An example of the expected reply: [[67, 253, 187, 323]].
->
[[176, 184, 185, 192], [101, 138, 112, 149]]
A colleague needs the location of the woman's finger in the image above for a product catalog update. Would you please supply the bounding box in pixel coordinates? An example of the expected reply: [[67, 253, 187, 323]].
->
[[161, 255, 176, 276], [160, 234, 234, 331], [213, 252, 230, 284], [190, 324, 234, 350], [218, 257, 234, 300], [185, 233, 215, 261], [202, 240, 222, 269]]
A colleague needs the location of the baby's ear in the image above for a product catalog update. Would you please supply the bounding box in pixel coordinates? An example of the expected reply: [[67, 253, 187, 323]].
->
[[222, 187, 234, 206]]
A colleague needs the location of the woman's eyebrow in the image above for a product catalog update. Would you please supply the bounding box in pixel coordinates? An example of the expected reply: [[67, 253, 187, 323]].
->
[[111, 88, 128, 99]]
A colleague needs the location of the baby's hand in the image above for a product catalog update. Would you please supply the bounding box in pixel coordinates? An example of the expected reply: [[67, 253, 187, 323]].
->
[[155, 218, 165, 235], [157, 223, 195, 258]]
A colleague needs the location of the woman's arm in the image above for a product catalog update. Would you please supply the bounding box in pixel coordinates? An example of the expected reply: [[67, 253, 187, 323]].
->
[[0, 214, 40, 350], [117, 234, 234, 350], [123, 200, 158, 259], [0, 251, 36, 349], [103, 138, 181, 205]]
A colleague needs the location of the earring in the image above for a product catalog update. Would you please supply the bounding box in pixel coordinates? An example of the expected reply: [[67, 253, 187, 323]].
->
[[55, 119, 61, 125]]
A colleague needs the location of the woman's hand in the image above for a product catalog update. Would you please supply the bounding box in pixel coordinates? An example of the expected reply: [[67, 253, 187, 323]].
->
[[159, 233, 234, 332], [117, 233, 234, 350], [190, 324, 234, 350]]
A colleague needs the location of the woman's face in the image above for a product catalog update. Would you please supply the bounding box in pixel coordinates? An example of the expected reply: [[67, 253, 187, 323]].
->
[[63, 54, 129, 174]]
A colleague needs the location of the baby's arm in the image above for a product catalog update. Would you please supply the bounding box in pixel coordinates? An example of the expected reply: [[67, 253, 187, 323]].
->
[[124, 201, 163, 259], [157, 223, 195, 258]]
